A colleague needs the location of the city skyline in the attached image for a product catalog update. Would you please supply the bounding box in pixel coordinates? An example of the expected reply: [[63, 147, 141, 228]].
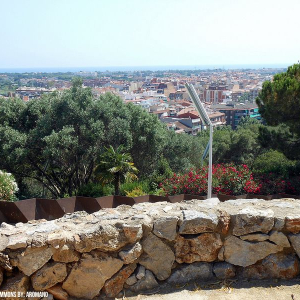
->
[[0, 63, 291, 73], [1, 0, 300, 69]]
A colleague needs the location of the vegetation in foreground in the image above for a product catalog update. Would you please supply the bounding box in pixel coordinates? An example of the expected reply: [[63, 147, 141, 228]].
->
[[1, 64, 300, 200]]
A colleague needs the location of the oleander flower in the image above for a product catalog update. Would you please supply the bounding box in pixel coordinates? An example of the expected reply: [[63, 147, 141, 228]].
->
[[160, 164, 259, 196]]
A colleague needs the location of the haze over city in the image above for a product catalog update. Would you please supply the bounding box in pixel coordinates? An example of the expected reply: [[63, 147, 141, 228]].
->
[[1, 0, 299, 71]]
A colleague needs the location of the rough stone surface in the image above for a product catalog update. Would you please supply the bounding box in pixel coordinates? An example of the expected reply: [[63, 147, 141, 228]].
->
[[136, 265, 146, 280], [243, 253, 299, 279], [218, 247, 225, 261], [274, 217, 285, 231], [103, 263, 136, 297], [73, 223, 142, 253], [217, 211, 231, 235], [47, 231, 75, 249], [31, 262, 67, 291], [0, 234, 9, 251], [122, 224, 144, 243], [269, 231, 290, 248], [286, 216, 300, 234], [52, 244, 80, 263], [2, 198, 300, 298], [175, 233, 223, 263], [0, 274, 30, 300], [7, 233, 27, 250], [12, 246, 53, 276], [129, 270, 158, 293], [232, 207, 274, 236], [240, 233, 269, 242], [167, 262, 213, 284], [224, 236, 282, 267], [118, 242, 142, 264], [153, 216, 178, 241], [179, 210, 218, 234], [62, 252, 123, 299], [46, 284, 69, 300], [0, 253, 12, 271], [126, 274, 137, 286], [139, 233, 175, 280], [288, 234, 300, 258], [129, 214, 153, 237], [213, 262, 236, 279]]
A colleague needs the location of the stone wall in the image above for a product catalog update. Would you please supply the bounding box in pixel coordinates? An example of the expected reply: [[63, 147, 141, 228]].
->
[[1, 198, 300, 299]]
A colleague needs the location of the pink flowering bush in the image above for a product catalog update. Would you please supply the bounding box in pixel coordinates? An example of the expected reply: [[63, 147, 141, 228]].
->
[[252, 173, 285, 195], [0, 170, 18, 201], [285, 176, 300, 195], [254, 175, 300, 196], [213, 164, 260, 195], [160, 164, 259, 196], [160, 164, 300, 197], [159, 168, 208, 196]]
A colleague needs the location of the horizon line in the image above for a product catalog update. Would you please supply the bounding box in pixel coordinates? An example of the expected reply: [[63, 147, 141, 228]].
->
[[0, 63, 292, 74]]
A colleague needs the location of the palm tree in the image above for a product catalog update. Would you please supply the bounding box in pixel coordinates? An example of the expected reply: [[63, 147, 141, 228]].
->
[[94, 145, 138, 195]]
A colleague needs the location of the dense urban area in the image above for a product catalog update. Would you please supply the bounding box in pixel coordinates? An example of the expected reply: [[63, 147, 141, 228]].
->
[[0, 68, 284, 132]]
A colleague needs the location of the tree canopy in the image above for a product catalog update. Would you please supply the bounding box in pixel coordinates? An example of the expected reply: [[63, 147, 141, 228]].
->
[[3, 72, 300, 199], [0, 79, 201, 198], [256, 63, 300, 136], [0, 79, 105, 198]]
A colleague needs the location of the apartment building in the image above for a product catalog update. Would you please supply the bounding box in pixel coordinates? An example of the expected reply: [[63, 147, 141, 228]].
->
[[212, 102, 261, 129]]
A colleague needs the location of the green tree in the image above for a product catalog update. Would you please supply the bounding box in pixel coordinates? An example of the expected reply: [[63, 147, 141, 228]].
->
[[164, 131, 204, 172], [258, 124, 300, 160], [252, 150, 295, 178], [0, 79, 177, 198], [211, 125, 262, 167], [126, 104, 167, 176], [256, 63, 300, 136], [0, 79, 106, 198], [94, 145, 138, 195], [238, 116, 261, 128]]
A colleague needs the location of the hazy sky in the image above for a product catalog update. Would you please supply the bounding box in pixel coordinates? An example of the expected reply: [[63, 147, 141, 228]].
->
[[1, 0, 300, 68]]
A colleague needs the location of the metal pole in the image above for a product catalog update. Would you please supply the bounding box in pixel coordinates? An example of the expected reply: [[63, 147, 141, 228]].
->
[[207, 124, 213, 198], [185, 83, 213, 199]]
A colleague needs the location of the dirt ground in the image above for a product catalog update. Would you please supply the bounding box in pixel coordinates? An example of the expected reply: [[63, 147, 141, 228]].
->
[[122, 278, 300, 300]]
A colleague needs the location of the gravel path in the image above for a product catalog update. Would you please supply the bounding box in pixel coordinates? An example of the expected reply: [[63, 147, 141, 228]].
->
[[123, 279, 300, 300]]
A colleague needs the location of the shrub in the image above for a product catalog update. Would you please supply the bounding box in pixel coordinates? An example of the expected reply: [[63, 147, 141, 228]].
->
[[148, 188, 165, 196], [77, 183, 114, 197], [253, 150, 295, 178], [213, 164, 259, 195], [119, 180, 150, 196], [0, 170, 18, 201], [160, 168, 207, 196], [283, 176, 300, 195], [253, 173, 285, 195], [125, 187, 146, 197], [147, 158, 174, 190], [160, 164, 259, 196]]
